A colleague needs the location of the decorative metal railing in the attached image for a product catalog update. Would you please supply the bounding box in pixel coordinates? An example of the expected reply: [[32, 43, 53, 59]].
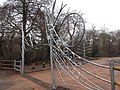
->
[[44, 0, 120, 90], [18, 0, 120, 90]]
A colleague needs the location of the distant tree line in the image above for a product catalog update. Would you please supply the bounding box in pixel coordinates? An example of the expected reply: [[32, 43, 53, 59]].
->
[[0, 0, 120, 65], [85, 26, 120, 57]]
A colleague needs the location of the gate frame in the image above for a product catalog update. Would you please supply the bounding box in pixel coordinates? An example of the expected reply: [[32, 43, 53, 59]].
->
[[14, 60, 22, 74]]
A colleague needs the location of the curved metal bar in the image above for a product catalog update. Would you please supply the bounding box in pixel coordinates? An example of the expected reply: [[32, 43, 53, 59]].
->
[[54, 57, 93, 90], [43, 28, 110, 89], [53, 49, 104, 90], [53, 56, 67, 86], [51, 25, 109, 69], [50, 30, 110, 88], [57, 13, 85, 47], [79, 66, 111, 83]]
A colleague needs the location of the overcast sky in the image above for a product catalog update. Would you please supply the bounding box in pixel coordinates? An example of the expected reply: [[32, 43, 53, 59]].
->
[[0, 0, 5, 5], [56, 0, 120, 31], [0, 0, 120, 31]]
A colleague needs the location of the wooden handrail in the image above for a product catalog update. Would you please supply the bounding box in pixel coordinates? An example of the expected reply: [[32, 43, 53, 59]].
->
[[1, 60, 14, 62], [115, 82, 120, 86], [113, 66, 120, 71]]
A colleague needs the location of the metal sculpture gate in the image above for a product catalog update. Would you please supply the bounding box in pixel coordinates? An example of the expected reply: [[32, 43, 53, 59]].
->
[[44, 0, 120, 90], [18, 0, 120, 90]]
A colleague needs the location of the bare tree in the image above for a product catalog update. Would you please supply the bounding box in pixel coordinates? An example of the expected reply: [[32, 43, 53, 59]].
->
[[0, 0, 52, 61]]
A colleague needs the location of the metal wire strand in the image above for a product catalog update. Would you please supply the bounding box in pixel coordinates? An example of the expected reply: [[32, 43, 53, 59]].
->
[[53, 55, 67, 86], [50, 29, 110, 88], [53, 49, 104, 90], [54, 57, 93, 90], [51, 26, 109, 69]]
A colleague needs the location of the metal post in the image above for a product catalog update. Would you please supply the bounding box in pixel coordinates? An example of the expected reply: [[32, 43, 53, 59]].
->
[[50, 26, 56, 89], [21, 25, 25, 74], [83, 41, 86, 59], [109, 61, 115, 90], [83, 35, 86, 59], [49, 1, 56, 88]]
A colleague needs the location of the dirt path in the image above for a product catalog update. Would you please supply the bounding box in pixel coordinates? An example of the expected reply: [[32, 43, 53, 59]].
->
[[0, 57, 120, 90], [25, 57, 120, 90], [0, 70, 47, 90]]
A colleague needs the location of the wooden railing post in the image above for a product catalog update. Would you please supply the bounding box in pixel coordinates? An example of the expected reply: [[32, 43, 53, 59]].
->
[[14, 60, 16, 70]]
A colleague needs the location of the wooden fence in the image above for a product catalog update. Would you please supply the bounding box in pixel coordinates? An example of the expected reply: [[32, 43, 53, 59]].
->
[[0, 60, 14, 70]]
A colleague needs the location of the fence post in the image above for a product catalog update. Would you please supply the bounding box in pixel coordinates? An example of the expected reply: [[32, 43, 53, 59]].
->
[[109, 61, 115, 90], [14, 60, 16, 70], [20, 60, 22, 74]]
